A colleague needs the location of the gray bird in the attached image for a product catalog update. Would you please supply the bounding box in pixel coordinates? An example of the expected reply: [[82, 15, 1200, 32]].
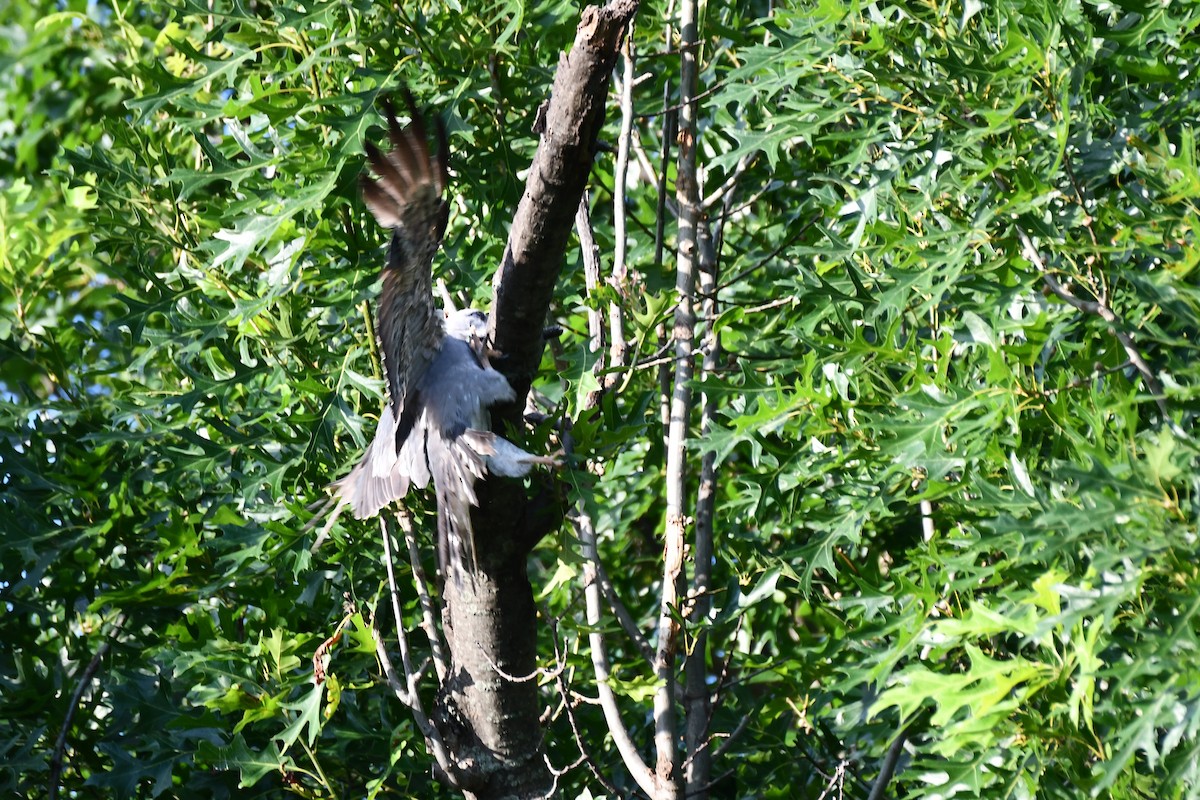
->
[[314, 95, 557, 579]]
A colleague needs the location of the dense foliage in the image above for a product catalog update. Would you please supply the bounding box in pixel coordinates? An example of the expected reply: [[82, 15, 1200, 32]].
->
[[2, 0, 1198, 798]]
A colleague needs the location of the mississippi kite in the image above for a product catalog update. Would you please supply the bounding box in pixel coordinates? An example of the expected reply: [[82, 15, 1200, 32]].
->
[[315, 95, 556, 579]]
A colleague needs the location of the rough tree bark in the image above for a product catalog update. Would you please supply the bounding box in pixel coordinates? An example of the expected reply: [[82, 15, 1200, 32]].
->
[[430, 2, 639, 798]]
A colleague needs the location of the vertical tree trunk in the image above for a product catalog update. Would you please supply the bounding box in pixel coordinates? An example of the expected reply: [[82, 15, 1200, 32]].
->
[[430, 2, 639, 797]]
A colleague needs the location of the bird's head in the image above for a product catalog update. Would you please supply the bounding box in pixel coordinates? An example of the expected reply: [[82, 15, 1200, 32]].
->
[[444, 308, 489, 341]]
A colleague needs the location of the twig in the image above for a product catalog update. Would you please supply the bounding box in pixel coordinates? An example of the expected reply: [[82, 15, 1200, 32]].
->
[[1038, 359, 1133, 397], [818, 760, 848, 800], [613, 28, 635, 293], [700, 152, 756, 213], [715, 213, 819, 293], [395, 510, 448, 681], [653, 14, 678, 443], [570, 501, 657, 796], [478, 647, 564, 683], [49, 612, 127, 800], [630, 128, 665, 211], [1014, 226, 1182, 435], [374, 636, 461, 786], [702, 614, 744, 741], [381, 516, 420, 703], [376, 516, 461, 787], [312, 607, 354, 684], [594, 556, 655, 663], [638, 80, 725, 120], [545, 611, 625, 797], [538, 753, 587, 800], [686, 767, 737, 797], [709, 712, 753, 762], [577, 194, 606, 355], [867, 726, 911, 800]]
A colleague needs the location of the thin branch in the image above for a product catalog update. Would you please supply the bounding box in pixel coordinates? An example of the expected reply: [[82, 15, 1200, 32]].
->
[[595, 556, 656, 663], [577, 194, 606, 355], [545, 611, 626, 798], [571, 503, 658, 796], [685, 202, 723, 800], [709, 712, 753, 762], [658, 0, 702, 794], [638, 79, 726, 120], [538, 753, 586, 800], [867, 726, 910, 800], [817, 760, 848, 800], [312, 608, 354, 684], [608, 94, 632, 374], [629, 125, 682, 222], [577, 192, 631, 400], [396, 509, 448, 682], [630, 128, 664, 210], [381, 516, 420, 702], [49, 612, 127, 800], [374, 636, 461, 787], [700, 152, 755, 213], [705, 614, 743, 714], [376, 516, 460, 786], [1014, 225, 1183, 436], [715, 213, 820, 293], [1039, 359, 1133, 397], [685, 768, 737, 798], [478, 647, 564, 683], [653, 14, 678, 443]]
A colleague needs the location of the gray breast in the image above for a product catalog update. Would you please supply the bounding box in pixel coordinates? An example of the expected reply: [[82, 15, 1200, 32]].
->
[[419, 338, 491, 438]]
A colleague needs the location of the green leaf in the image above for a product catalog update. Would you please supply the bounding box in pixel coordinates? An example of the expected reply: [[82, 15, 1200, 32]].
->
[[274, 683, 324, 754]]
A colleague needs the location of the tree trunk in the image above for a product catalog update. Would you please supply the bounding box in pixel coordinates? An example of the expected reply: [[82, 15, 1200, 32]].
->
[[431, 2, 639, 797]]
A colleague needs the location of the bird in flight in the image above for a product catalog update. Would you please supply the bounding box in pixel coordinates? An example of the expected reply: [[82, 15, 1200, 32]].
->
[[313, 93, 557, 580]]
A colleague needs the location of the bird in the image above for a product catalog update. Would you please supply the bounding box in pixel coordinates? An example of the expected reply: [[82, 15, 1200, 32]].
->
[[311, 93, 558, 580]]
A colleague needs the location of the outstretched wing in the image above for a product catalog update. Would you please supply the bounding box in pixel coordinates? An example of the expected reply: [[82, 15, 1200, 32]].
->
[[360, 93, 451, 426], [308, 95, 451, 542]]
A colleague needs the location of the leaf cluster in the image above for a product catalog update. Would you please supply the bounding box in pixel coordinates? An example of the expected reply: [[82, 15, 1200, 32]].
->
[[2, 0, 1199, 798]]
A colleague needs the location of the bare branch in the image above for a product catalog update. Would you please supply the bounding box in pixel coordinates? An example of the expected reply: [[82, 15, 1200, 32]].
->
[[595, 556, 656, 663], [575, 193, 657, 665], [375, 515, 460, 786], [630, 128, 665, 211], [478, 646, 565, 684], [710, 712, 753, 762], [571, 504, 658, 796], [380, 516, 420, 702], [49, 612, 127, 800], [867, 726, 911, 800], [652, 12, 678, 444], [374, 633, 461, 787], [657, 0, 702, 795], [395, 510, 447, 681], [577, 194, 606, 355], [700, 152, 755, 213], [608, 34, 634, 375], [613, 32, 635, 288], [545, 611, 626, 797], [1013, 225, 1183, 436], [685, 201, 723, 800]]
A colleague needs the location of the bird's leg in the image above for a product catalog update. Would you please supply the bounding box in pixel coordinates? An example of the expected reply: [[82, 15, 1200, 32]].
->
[[525, 449, 565, 469], [468, 330, 506, 368]]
